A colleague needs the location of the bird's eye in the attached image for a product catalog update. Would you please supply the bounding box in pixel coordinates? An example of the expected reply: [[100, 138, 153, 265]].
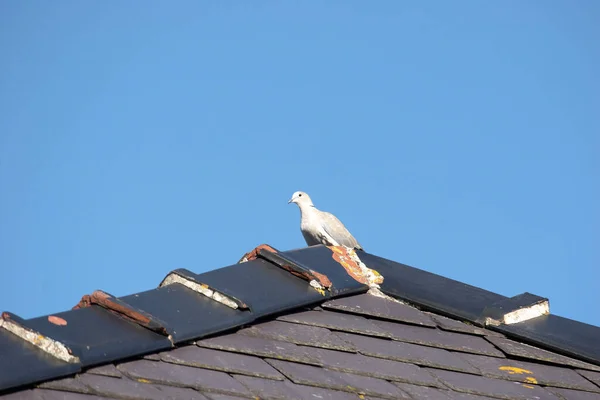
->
[[299, 194, 302, 197]]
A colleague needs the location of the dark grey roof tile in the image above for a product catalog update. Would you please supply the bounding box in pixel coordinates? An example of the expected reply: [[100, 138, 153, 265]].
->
[[37, 376, 91, 394], [234, 375, 357, 400], [238, 320, 357, 352], [143, 353, 161, 361], [578, 370, 600, 389], [372, 319, 505, 357], [447, 393, 507, 400], [391, 384, 498, 400], [337, 332, 480, 374], [459, 353, 600, 392], [0, 390, 42, 400], [485, 336, 600, 372], [197, 333, 321, 366], [322, 294, 436, 327], [426, 368, 561, 400], [266, 359, 411, 399], [116, 359, 253, 398], [290, 384, 362, 400], [153, 384, 210, 400], [77, 374, 167, 399], [392, 382, 453, 399], [29, 390, 110, 400], [85, 364, 123, 378], [277, 310, 390, 338], [301, 346, 441, 387], [202, 394, 252, 400], [546, 388, 600, 400], [160, 345, 284, 380], [429, 314, 503, 337]]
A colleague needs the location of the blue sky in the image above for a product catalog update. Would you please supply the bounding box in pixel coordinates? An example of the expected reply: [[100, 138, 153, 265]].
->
[[1, 2, 598, 327]]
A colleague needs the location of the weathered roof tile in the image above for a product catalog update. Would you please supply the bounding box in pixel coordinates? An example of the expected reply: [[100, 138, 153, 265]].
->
[[202, 394, 253, 400], [238, 320, 356, 352], [21, 390, 110, 400], [143, 353, 161, 361], [116, 359, 253, 398], [485, 335, 600, 372], [277, 310, 391, 338], [427, 368, 561, 400], [447, 392, 511, 400], [578, 369, 600, 389], [266, 359, 411, 399], [336, 332, 480, 374], [37, 377, 91, 394], [546, 387, 600, 400], [430, 314, 503, 337], [233, 375, 357, 400], [84, 364, 122, 379], [77, 374, 174, 400], [460, 353, 600, 392], [0, 390, 41, 400], [392, 381, 454, 399], [160, 345, 284, 380], [372, 319, 505, 357], [152, 384, 209, 400], [197, 333, 321, 365], [322, 294, 436, 327], [394, 383, 496, 399], [301, 345, 441, 387]]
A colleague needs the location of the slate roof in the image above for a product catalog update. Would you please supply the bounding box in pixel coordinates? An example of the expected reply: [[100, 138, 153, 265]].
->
[[1, 244, 599, 400]]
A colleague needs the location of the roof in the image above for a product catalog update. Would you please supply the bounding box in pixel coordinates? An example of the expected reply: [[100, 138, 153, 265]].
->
[[1, 244, 599, 400]]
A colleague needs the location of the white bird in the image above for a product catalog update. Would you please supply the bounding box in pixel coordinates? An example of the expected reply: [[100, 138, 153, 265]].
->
[[288, 191, 363, 250]]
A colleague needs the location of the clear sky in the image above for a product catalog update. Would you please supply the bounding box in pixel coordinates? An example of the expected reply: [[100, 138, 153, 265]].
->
[[1, 2, 598, 327]]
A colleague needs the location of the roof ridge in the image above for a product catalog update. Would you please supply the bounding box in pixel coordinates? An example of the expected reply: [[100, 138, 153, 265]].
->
[[1, 244, 599, 395]]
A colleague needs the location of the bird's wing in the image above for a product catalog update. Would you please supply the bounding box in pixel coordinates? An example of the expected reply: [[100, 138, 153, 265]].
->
[[318, 211, 363, 250], [301, 229, 322, 246]]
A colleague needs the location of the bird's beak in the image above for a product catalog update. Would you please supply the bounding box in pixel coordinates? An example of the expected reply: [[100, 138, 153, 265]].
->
[[287, 197, 294, 204]]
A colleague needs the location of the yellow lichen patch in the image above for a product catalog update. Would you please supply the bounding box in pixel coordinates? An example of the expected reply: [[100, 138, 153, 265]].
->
[[329, 246, 343, 255], [522, 384, 535, 389], [524, 377, 538, 384], [499, 366, 533, 375], [137, 378, 151, 384], [34, 334, 45, 346], [370, 268, 384, 284]]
